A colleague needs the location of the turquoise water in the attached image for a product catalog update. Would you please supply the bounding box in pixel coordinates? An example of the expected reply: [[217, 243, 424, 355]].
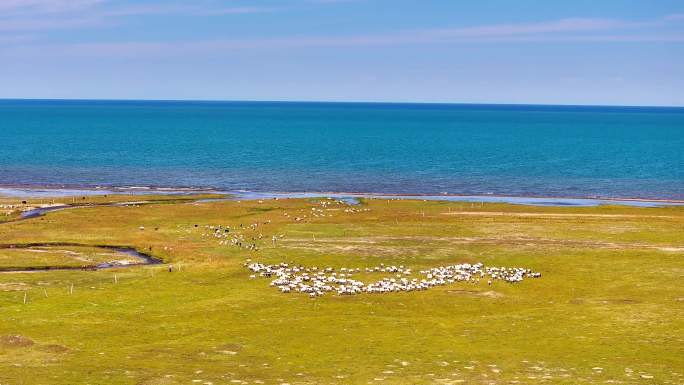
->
[[0, 100, 682, 199]]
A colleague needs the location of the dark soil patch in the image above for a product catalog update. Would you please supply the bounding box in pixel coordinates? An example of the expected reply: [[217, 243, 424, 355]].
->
[[599, 298, 640, 304], [0, 335, 34, 348], [446, 289, 504, 298], [41, 344, 70, 353]]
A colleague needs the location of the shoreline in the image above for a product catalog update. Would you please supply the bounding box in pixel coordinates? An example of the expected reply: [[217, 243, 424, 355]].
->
[[234, 190, 684, 204], [0, 183, 217, 197], [1, 183, 683, 207]]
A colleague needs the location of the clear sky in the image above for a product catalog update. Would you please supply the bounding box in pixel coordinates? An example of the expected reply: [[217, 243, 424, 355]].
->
[[1, 0, 683, 106]]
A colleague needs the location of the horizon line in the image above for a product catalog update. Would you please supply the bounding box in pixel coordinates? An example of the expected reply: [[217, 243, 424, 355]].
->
[[1, 97, 683, 109]]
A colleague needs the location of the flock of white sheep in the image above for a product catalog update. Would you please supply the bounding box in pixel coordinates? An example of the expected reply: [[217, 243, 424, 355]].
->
[[1, 203, 18, 216], [245, 262, 541, 297], [283, 198, 370, 221], [202, 197, 542, 298], [200, 222, 268, 251]]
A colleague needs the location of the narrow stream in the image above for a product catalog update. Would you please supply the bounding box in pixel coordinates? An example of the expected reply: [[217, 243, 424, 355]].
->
[[0, 243, 162, 273]]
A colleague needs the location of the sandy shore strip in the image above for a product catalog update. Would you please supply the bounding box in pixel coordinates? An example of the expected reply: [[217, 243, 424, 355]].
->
[[2, 184, 683, 207], [229, 191, 684, 207]]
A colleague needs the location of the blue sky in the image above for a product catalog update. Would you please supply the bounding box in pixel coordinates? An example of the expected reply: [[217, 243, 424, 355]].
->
[[1, 0, 683, 105]]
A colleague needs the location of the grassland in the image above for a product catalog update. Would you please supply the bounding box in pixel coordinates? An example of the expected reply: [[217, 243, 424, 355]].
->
[[0, 245, 141, 270], [0, 195, 682, 384], [0, 193, 225, 223]]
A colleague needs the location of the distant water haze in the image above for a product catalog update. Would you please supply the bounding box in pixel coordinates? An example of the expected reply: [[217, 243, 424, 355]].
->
[[0, 100, 682, 200]]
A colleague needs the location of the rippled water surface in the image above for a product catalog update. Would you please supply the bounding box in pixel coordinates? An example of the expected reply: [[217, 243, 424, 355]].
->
[[1, 100, 682, 199]]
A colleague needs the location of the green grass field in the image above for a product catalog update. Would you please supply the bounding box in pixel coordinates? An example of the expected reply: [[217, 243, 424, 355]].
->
[[0, 193, 225, 223], [0, 245, 141, 269], [0, 195, 682, 384]]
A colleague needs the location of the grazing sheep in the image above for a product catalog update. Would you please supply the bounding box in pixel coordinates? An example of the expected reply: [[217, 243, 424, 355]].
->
[[245, 261, 541, 297]]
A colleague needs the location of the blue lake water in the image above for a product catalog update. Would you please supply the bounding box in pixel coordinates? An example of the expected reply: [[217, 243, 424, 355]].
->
[[0, 100, 682, 200]]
